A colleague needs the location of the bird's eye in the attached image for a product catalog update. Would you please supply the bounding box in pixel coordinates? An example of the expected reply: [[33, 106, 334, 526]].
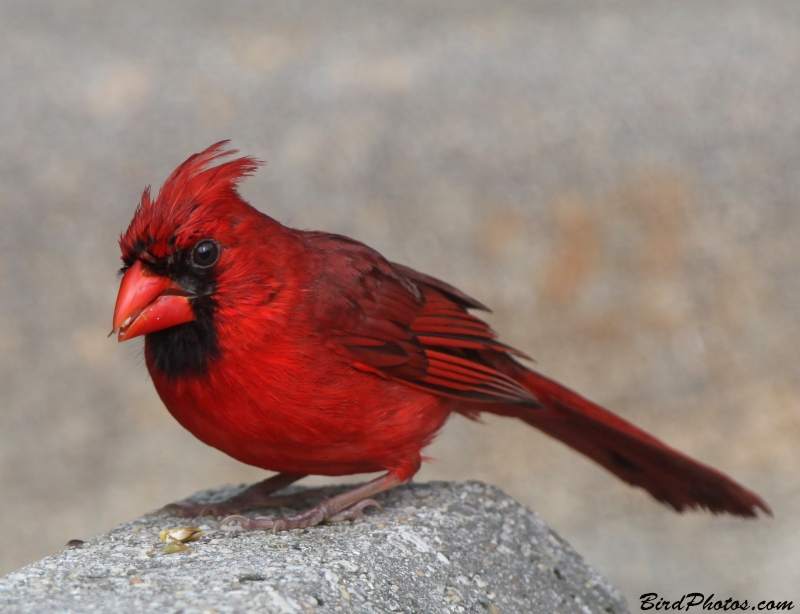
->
[[192, 240, 220, 268]]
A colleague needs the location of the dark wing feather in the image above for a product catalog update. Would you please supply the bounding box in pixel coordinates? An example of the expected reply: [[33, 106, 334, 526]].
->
[[407, 279, 531, 359], [308, 233, 538, 406], [309, 233, 429, 381], [390, 262, 490, 311], [400, 270, 537, 405]]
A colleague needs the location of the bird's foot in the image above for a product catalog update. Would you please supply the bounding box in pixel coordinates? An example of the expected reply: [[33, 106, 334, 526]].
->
[[157, 473, 315, 518], [328, 499, 383, 522], [220, 498, 382, 532], [160, 489, 325, 518]]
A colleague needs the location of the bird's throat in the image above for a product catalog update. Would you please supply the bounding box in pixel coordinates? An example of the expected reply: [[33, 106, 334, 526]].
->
[[145, 296, 220, 379]]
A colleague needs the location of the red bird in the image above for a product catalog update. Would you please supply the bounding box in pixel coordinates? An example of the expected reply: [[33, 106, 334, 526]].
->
[[112, 143, 770, 531]]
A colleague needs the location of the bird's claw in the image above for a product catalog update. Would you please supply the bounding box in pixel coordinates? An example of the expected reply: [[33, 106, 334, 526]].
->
[[219, 514, 259, 530], [157, 488, 327, 519], [218, 498, 381, 532], [329, 499, 382, 522], [218, 514, 291, 533]]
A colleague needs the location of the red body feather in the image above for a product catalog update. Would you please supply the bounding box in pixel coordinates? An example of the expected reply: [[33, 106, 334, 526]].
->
[[114, 143, 770, 520]]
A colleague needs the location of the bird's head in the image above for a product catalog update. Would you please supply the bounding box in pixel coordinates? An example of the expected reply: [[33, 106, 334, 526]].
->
[[112, 142, 280, 377]]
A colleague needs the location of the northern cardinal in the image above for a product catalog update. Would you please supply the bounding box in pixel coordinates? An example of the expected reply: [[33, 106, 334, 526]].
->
[[112, 142, 770, 531]]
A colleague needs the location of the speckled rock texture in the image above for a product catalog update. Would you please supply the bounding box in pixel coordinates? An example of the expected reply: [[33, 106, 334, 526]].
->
[[0, 481, 627, 613]]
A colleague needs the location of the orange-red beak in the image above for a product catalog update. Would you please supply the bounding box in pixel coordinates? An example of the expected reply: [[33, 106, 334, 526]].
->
[[112, 260, 196, 341]]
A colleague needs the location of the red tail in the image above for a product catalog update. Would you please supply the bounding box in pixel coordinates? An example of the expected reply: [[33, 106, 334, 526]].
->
[[479, 354, 771, 517]]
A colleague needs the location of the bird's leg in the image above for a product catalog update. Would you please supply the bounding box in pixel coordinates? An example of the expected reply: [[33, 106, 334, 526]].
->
[[220, 472, 403, 532], [160, 473, 318, 518]]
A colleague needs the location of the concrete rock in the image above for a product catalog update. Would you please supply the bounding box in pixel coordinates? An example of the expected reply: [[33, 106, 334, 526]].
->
[[0, 481, 627, 613]]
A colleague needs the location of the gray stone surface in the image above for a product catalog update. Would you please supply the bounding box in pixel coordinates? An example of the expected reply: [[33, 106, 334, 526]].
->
[[0, 482, 626, 614]]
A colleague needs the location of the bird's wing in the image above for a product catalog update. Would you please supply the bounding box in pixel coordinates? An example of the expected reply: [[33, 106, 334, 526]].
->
[[308, 233, 538, 406]]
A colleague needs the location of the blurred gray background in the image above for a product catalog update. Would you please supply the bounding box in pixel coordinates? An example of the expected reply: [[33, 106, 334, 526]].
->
[[1, 0, 798, 603]]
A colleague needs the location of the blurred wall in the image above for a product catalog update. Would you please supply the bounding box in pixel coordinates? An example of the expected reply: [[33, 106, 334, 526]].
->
[[1, 0, 798, 603]]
